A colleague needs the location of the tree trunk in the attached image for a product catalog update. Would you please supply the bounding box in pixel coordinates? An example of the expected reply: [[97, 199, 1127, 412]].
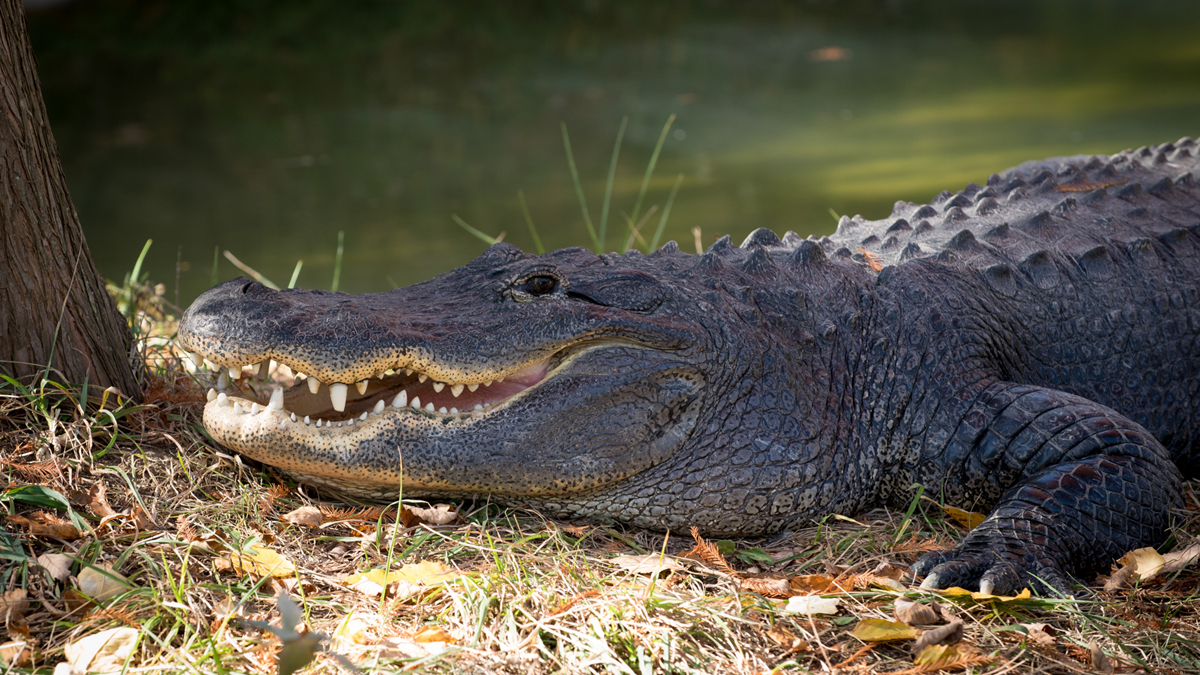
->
[[0, 0, 141, 400]]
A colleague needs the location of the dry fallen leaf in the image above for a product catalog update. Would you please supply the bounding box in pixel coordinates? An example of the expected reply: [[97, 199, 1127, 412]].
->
[[0, 640, 31, 667], [332, 612, 371, 647], [611, 553, 685, 575], [87, 482, 119, 520], [403, 504, 462, 527], [849, 619, 918, 642], [379, 636, 450, 659], [38, 552, 73, 582], [938, 586, 1031, 603], [861, 574, 906, 592], [1118, 547, 1166, 581], [131, 505, 159, 530], [893, 597, 944, 625], [0, 590, 29, 624], [789, 574, 835, 594], [6, 512, 81, 540], [1162, 539, 1200, 575], [765, 625, 808, 653], [784, 595, 840, 615], [914, 642, 986, 669], [282, 506, 324, 528], [870, 561, 908, 582], [78, 564, 132, 603], [913, 620, 964, 653], [941, 506, 987, 530], [344, 560, 460, 598], [228, 547, 296, 578], [1089, 641, 1114, 674], [413, 626, 456, 644], [63, 626, 138, 673], [740, 573, 792, 598], [1022, 622, 1057, 646]]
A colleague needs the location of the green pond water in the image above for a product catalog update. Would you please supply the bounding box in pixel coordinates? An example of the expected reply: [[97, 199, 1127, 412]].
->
[[27, 0, 1200, 306]]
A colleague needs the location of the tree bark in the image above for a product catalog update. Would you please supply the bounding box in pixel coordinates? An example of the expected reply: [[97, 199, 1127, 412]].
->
[[0, 0, 141, 400]]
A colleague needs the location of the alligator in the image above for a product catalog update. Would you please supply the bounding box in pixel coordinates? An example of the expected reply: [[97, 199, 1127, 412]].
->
[[179, 139, 1200, 595]]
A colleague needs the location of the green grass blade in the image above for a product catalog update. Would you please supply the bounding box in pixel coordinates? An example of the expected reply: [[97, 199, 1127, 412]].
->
[[518, 191, 544, 254], [828, 207, 840, 222], [452, 214, 498, 245], [222, 251, 280, 290], [331, 230, 344, 292], [629, 114, 676, 239], [210, 245, 219, 287], [130, 239, 153, 284], [287, 261, 303, 289], [598, 115, 628, 252], [560, 122, 601, 251], [648, 173, 684, 252]]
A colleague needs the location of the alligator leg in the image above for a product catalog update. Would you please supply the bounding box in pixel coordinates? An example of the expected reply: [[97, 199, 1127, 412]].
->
[[909, 383, 1183, 595]]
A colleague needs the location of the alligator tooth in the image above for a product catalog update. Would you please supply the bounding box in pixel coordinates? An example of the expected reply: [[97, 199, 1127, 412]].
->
[[207, 389, 217, 401], [360, 412, 368, 421], [276, 363, 293, 379], [307, 377, 321, 394], [268, 360, 278, 376], [290, 412, 297, 422], [474, 404, 483, 411], [392, 391, 408, 408], [404, 368, 413, 376], [204, 359, 216, 371], [483, 380, 493, 387], [438, 406, 447, 414], [383, 369, 395, 377], [496, 376, 505, 383], [233, 402, 244, 415], [329, 383, 348, 411], [189, 352, 204, 369], [304, 415, 310, 425], [410, 396, 421, 409], [449, 407, 458, 414], [315, 419, 322, 427], [432, 382, 445, 393], [268, 387, 284, 411], [418, 374, 428, 383], [468, 383, 479, 392], [356, 380, 369, 395], [373, 399, 385, 414], [250, 402, 261, 414], [217, 393, 229, 406], [229, 366, 241, 379], [450, 384, 464, 397], [217, 370, 229, 391], [425, 402, 435, 412]]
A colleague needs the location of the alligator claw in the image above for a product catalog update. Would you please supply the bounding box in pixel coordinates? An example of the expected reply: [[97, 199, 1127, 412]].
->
[[912, 527, 1075, 597]]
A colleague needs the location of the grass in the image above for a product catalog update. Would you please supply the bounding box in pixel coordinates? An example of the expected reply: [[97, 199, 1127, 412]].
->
[[1, 278, 1199, 675]]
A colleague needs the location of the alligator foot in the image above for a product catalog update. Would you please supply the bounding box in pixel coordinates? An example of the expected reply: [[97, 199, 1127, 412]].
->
[[912, 510, 1074, 596]]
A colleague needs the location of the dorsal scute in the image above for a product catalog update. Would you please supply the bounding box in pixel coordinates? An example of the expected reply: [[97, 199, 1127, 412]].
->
[[741, 227, 782, 249]]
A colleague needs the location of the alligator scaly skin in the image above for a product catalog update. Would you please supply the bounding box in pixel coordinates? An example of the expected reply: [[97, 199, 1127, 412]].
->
[[180, 139, 1200, 593]]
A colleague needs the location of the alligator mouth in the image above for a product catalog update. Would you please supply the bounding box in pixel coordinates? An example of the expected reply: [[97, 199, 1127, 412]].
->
[[197, 346, 586, 430]]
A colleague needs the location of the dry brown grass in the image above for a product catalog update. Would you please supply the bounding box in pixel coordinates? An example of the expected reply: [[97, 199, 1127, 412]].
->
[[2, 285, 1199, 674]]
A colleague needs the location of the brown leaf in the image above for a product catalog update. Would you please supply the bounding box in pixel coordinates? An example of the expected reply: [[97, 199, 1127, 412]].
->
[[131, 505, 159, 530], [0, 590, 29, 624], [228, 547, 296, 578], [913, 620, 964, 653], [1117, 547, 1166, 582], [1162, 538, 1200, 575], [740, 573, 791, 598], [870, 561, 908, 582], [686, 526, 738, 576], [6, 512, 81, 539], [764, 625, 807, 653], [611, 553, 684, 575], [282, 506, 324, 528], [849, 619, 918, 642], [1089, 641, 1114, 674], [87, 482, 118, 519], [1102, 564, 1137, 591], [64, 626, 138, 673], [413, 626, 456, 644], [1022, 623, 1056, 646], [913, 643, 988, 669], [77, 564, 131, 603], [404, 504, 462, 527], [344, 561, 460, 599], [789, 574, 835, 594], [0, 640, 31, 668], [37, 552, 73, 582], [893, 597, 943, 625], [941, 506, 987, 530]]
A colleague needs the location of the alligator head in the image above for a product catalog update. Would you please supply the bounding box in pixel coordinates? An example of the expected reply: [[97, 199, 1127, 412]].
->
[[179, 243, 721, 502]]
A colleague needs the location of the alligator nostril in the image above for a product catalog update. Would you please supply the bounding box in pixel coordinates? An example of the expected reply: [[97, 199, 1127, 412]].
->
[[241, 282, 255, 294]]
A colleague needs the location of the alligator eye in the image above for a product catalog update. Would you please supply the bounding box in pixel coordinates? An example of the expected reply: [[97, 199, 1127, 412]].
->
[[522, 275, 558, 296]]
